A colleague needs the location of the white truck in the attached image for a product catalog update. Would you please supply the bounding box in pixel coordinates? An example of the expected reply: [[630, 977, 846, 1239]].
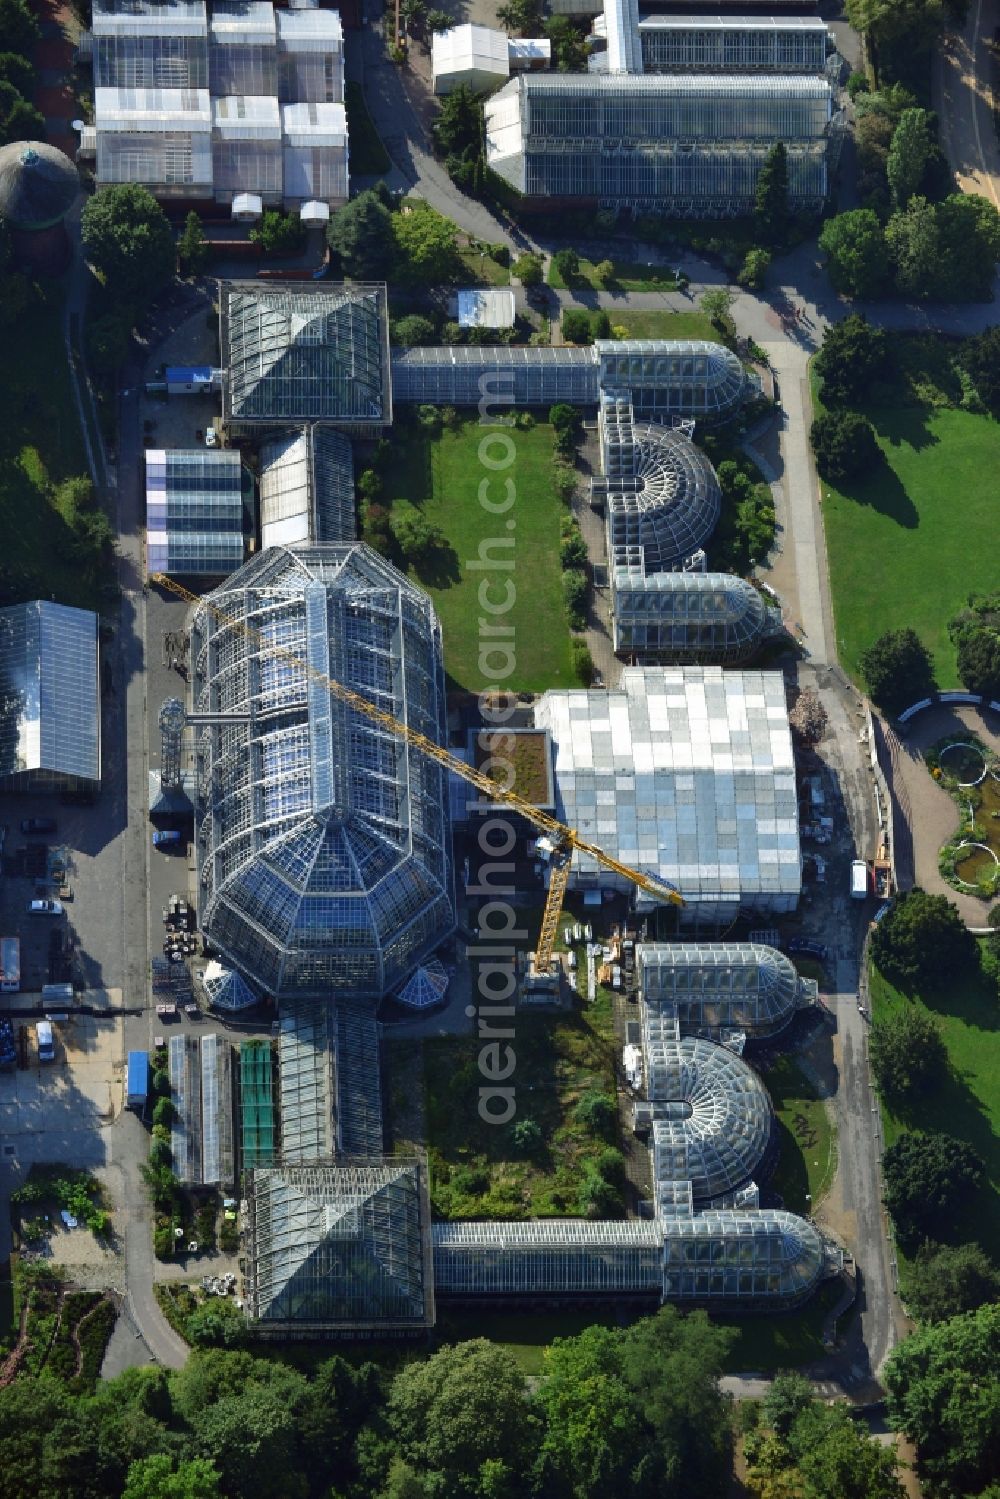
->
[[850, 860, 869, 900]]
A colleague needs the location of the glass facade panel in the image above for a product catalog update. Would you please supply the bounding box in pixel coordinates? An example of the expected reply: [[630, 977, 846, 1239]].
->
[[0, 600, 100, 782]]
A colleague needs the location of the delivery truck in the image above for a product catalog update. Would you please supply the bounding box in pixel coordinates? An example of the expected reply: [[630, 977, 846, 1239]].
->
[[126, 1050, 150, 1112]]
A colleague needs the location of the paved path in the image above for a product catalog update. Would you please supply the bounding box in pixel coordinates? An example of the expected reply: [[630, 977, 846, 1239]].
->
[[936, 0, 1000, 210]]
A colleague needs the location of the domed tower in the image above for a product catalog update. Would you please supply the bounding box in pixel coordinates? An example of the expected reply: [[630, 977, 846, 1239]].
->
[[0, 141, 80, 274]]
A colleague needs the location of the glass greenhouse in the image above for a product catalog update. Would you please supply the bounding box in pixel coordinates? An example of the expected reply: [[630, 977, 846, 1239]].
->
[[278, 999, 336, 1162], [280, 101, 348, 207], [639, 941, 817, 1039], [390, 341, 748, 420], [211, 94, 282, 202], [94, 85, 212, 193], [192, 545, 454, 1003], [244, 1160, 435, 1333], [485, 74, 830, 210], [145, 447, 245, 577], [612, 567, 783, 662], [209, 0, 277, 97], [643, 1029, 773, 1204], [92, 0, 208, 90], [222, 283, 389, 427], [0, 600, 100, 786], [636, 17, 830, 74], [258, 426, 356, 549], [661, 1210, 831, 1305], [432, 1220, 665, 1296], [334, 1004, 384, 1156], [276, 10, 344, 103], [533, 667, 801, 918], [601, 398, 721, 570]]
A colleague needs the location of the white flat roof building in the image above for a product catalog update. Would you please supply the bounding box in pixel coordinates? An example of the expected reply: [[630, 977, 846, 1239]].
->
[[456, 287, 516, 329], [432, 23, 510, 95], [533, 666, 800, 920]]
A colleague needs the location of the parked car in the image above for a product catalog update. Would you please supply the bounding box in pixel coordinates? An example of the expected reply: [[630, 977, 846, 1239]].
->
[[36, 1019, 55, 1062], [204, 427, 218, 448], [28, 899, 64, 916], [20, 817, 56, 835], [152, 829, 183, 850], [785, 937, 829, 960]]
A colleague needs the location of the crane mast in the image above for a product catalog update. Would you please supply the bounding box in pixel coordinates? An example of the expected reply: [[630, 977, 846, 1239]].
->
[[150, 571, 685, 979]]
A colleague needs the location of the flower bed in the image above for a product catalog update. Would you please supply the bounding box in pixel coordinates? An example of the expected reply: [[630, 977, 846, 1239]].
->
[[926, 734, 1000, 899]]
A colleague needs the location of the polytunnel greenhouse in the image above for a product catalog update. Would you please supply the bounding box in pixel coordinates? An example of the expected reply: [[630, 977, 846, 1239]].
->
[[190, 544, 454, 1003]]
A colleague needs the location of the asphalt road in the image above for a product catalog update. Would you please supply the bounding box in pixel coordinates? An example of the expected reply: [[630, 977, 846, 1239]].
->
[[936, 0, 1000, 210]]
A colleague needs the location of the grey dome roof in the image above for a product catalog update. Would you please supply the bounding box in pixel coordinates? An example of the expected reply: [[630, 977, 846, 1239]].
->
[[0, 142, 79, 230]]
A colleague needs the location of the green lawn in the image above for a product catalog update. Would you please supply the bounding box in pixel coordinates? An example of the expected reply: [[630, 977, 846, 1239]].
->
[[379, 421, 576, 691], [817, 390, 1000, 687], [719, 1279, 844, 1374], [0, 286, 101, 613], [344, 82, 390, 175], [766, 1056, 837, 1216], [456, 247, 511, 287], [547, 257, 680, 292], [608, 309, 718, 342], [869, 953, 1000, 1284]]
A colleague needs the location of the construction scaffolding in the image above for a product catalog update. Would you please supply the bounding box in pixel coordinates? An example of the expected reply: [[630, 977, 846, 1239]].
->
[[192, 545, 454, 1002], [239, 1039, 277, 1171]]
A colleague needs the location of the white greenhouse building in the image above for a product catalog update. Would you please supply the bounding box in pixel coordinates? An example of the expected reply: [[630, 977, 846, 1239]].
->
[[87, 0, 347, 211]]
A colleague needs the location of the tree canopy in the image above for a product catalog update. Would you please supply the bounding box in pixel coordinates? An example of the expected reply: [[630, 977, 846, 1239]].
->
[[948, 592, 1000, 698], [868, 1005, 946, 1105], [326, 189, 395, 279], [886, 108, 935, 209], [392, 201, 460, 285], [810, 410, 881, 483], [814, 315, 890, 407], [882, 1129, 983, 1245], [81, 184, 175, 308], [818, 211, 891, 300], [884, 1302, 1000, 1498], [858, 629, 936, 718], [870, 887, 975, 989], [905, 1241, 1000, 1324], [745, 1372, 905, 1499], [754, 141, 790, 247]]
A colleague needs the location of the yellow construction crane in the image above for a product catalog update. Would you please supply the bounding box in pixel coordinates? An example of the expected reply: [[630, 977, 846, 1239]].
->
[[151, 572, 684, 978]]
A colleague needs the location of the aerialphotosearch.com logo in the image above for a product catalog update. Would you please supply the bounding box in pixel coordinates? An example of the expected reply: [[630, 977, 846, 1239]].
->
[[464, 370, 525, 1127]]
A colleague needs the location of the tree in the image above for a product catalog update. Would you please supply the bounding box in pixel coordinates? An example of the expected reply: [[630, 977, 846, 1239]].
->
[[870, 887, 975, 988], [700, 285, 735, 329], [934, 192, 1000, 300], [176, 212, 209, 276], [390, 503, 447, 569], [882, 1130, 983, 1243], [392, 202, 460, 286], [513, 251, 543, 285], [386, 1339, 537, 1498], [886, 195, 941, 298], [0, 81, 43, 145], [186, 1299, 250, 1349], [549, 402, 581, 444], [959, 325, 1000, 413], [737, 248, 771, 289], [560, 308, 591, 344], [754, 141, 790, 247], [0, 0, 39, 57], [426, 8, 451, 31], [545, 14, 588, 71], [81, 184, 175, 307], [884, 1302, 1000, 1498], [810, 410, 881, 483], [858, 629, 937, 718], [868, 1005, 946, 1105], [594, 257, 615, 286], [192, 1387, 305, 1499], [818, 210, 891, 299], [249, 210, 305, 254], [948, 592, 1000, 697], [87, 310, 133, 373], [552, 247, 579, 282], [813, 314, 889, 406], [431, 84, 481, 160], [573, 1090, 616, 1137], [0, 50, 33, 93], [511, 1118, 542, 1155], [151, 1096, 174, 1127], [390, 313, 437, 345], [906, 1242, 1000, 1324], [123, 1456, 222, 1499], [886, 108, 934, 208], [326, 189, 395, 279]]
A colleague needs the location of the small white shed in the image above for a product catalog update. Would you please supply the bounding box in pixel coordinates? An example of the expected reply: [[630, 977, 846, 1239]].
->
[[432, 24, 510, 96]]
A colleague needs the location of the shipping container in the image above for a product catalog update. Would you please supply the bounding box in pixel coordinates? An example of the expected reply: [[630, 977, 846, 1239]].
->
[[126, 1050, 150, 1111]]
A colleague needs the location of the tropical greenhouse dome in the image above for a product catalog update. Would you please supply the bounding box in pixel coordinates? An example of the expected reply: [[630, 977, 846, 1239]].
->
[[638, 942, 817, 1039], [612, 568, 782, 663], [604, 414, 722, 571], [191, 544, 454, 1003], [643, 1021, 773, 1203]]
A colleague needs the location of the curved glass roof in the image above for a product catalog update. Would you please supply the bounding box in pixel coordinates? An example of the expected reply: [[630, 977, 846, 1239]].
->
[[661, 1209, 827, 1303], [606, 421, 721, 570], [612, 568, 780, 663], [192, 544, 454, 1002], [639, 942, 810, 1038], [643, 1027, 772, 1202]]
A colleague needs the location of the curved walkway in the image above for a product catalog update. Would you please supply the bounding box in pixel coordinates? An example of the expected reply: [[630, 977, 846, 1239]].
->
[[879, 702, 1000, 924], [936, 0, 1000, 210]]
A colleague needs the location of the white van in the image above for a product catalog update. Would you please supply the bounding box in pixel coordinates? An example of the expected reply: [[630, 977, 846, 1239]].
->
[[36, 1019, 55, 1063], [850, 860, 869, 900]]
